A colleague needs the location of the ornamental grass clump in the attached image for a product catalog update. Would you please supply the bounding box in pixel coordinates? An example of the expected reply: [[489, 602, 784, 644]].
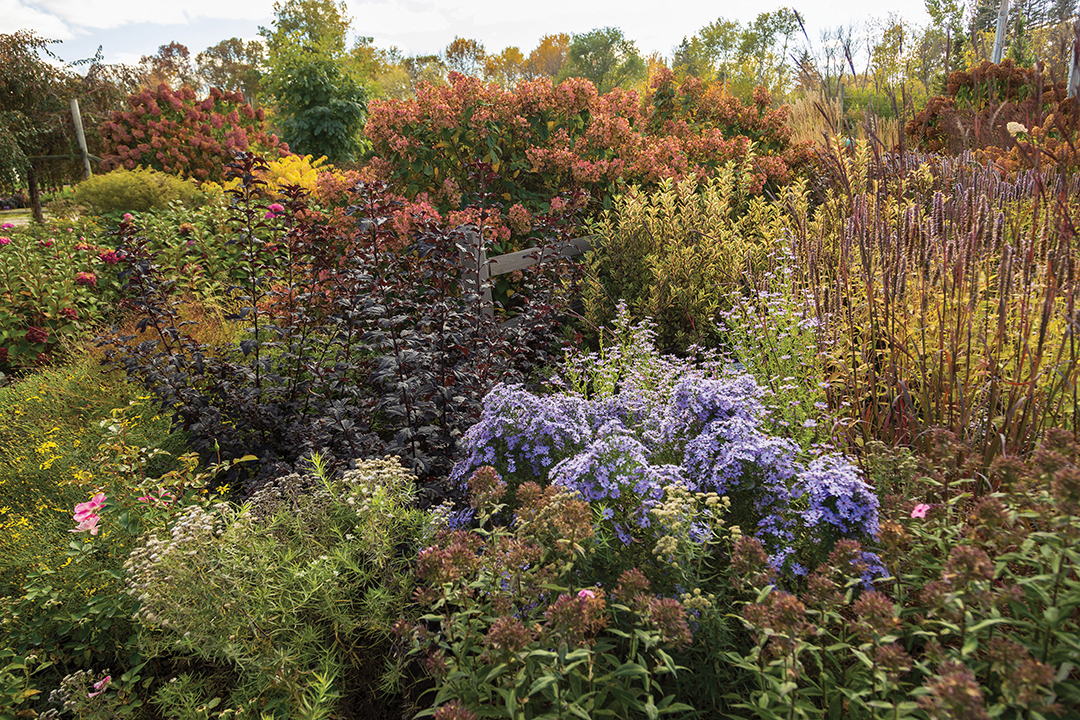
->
[[779, 140, 1080, 474]]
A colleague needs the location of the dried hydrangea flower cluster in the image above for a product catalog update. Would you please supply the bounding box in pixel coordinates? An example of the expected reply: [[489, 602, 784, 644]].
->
[[452, 307, 881, 575]]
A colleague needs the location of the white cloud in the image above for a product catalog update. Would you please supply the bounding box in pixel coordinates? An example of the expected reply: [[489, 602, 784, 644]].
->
[[2, 0, 75, 38], [32, 0, 274, 30]]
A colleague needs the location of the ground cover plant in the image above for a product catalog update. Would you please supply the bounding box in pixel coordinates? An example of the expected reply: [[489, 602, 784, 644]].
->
[[724, 432, 1080, 719]]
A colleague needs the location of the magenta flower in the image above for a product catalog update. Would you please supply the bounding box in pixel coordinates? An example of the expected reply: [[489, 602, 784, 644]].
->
[[122, 213, 134, 222], [25, 326, 49, 345], [75, 271, 98, 287], [264, 202, 285, 219], [136, 487, 175, 506], [87, 675, 111, 698], [577, 589, 596, 599], [911, 503, 931, 519], [0, 222, 13, 229], [39, 239, 53, 248], [0, 236, 11, 246], [98, 249, 120, 264], [71, 493, 106, 535]]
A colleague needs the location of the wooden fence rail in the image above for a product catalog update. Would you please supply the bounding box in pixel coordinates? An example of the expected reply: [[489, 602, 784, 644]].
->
[[456, 228, 592, 321]]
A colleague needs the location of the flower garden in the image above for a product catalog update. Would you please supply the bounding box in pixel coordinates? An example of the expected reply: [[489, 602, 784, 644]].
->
[[1, 67, 1079, 720]]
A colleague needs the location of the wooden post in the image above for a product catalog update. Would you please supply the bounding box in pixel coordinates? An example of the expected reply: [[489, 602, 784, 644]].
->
[[69, 98, 93, 180], [456, 226, 492, 317], [993, 0, 1011, 64], [1069, 20, 1080, 99]]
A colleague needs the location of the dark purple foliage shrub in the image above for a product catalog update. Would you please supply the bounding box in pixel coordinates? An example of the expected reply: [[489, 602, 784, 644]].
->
[[99, 152, 579, 496]]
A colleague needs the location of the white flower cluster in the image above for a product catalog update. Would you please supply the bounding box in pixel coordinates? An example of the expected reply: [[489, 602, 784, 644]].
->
[[123, 502, 233, 628]]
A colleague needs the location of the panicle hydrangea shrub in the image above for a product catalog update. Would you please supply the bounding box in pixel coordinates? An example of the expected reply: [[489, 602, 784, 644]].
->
[[100, 84, 288, 182], [366, 70, 812, 251], [451, 303, 881, 578]]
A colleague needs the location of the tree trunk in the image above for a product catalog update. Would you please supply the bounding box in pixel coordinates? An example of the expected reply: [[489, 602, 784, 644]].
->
[[27, 163, 44, 225]]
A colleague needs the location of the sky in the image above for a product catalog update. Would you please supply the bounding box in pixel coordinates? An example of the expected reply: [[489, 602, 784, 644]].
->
[[5, 0, 932, 68]]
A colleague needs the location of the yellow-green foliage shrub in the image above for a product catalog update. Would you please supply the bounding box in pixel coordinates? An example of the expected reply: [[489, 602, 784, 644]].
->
[[218, 153, 335, 199], [74, 167, 203, 214], [583, 159, 788, 353]]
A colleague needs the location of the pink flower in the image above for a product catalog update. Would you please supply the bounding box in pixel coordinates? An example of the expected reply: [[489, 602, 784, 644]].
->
[[136, 487, 175, 506], [73, 493, 106, 521], [75, 271, 98, 287], [98, 250, 119, 264], [71, 493, 106, 535], [39, 239, 53, 248], [577, 589, 596, 600], [0, 222, 13, 229], [88, 675, 111, 698], [264, 203, 285, 219], [72, 515, 101, 535], [911, 503, 931, 519], [122, 213, 134, 222], [0, 237, 11, 246]]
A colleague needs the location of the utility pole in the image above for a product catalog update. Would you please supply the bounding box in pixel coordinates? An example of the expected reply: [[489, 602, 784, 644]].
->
[[993, 0, 1011, 63]]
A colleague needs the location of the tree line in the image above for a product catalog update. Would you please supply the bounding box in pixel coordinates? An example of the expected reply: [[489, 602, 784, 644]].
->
[[3, 0, 1079, 214]]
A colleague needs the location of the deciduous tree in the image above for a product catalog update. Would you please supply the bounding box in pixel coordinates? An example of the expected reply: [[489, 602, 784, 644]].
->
[[526, 33, 570, 79], [483, 46, 527, 88], [268, 59, 367, 162], [445, 37, 486, 77], [196, 38, 265, 105], [560, 27, 645, 93], [0, 31, 122, 222], [261, 0, 368, 161], [138, 41, 200, 91]]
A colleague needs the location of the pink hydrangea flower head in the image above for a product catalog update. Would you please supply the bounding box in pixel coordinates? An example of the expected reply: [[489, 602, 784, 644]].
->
[[911, 503, 932, 519], [0, 222, 13, 229], [122, 213, 134, 222], [0, 237, 11, 246], [98, 250, 120, 264], [75, 271, 98, 287], [264, 203, 285, 219]]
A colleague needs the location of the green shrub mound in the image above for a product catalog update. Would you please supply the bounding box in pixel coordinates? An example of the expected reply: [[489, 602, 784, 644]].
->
[[73, 168, 204, 214]]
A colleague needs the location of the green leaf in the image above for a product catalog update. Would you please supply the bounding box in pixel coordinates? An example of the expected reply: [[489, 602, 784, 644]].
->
[[528, 675, 558, 697]]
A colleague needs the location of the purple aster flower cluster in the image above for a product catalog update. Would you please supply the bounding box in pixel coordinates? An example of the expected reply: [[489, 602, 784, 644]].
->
[[449, 383, 591, 488], [796, 455, 880, 538], [450, 306, 883, 578]]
